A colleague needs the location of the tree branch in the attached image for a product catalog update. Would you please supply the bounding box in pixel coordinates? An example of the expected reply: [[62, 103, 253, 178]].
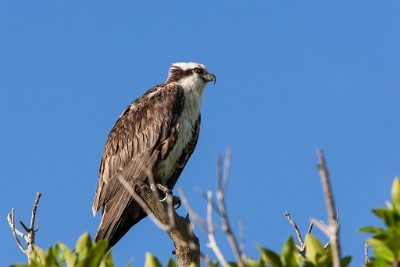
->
[[216, 148, 246, 267], [317, 149, 341, 267], [118, 176, 200, 267], [7, 192, 41, 262]]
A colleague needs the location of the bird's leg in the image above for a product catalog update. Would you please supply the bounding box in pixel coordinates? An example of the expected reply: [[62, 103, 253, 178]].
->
[[156, 184, 181, 210]]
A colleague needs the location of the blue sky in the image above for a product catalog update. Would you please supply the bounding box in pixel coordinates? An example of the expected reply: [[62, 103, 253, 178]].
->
[[1, 1, 399, 266]]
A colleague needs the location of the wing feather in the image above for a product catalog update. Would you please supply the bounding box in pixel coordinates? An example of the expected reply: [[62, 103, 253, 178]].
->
[[92, 83, 184, 215]]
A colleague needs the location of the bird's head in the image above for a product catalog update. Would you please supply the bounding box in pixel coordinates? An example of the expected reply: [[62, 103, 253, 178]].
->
[[166, 62, 216, 93]]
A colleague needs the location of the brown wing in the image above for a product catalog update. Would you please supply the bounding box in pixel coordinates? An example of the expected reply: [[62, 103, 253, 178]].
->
[[92, 83, 184, 246]]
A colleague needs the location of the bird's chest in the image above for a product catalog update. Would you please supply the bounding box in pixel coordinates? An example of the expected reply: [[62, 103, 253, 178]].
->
[[155, 92, 201, 183]]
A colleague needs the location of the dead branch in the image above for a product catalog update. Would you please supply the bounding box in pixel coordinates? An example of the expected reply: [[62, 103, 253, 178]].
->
[[178, 188, 208, 232], [317, 149, 341, 267], [206, 191, 230, 267], [284, 211, 304, 249], [285, 210, 314, 256], [364, 242, 370, 264], [118, 177, 200, 267], [216, 148, 246, 267], [179, 148, 246, 267], [7, 192, 41, 262]]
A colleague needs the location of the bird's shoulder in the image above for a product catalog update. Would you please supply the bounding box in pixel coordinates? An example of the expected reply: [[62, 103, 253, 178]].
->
[[103, 82, 184, 157]]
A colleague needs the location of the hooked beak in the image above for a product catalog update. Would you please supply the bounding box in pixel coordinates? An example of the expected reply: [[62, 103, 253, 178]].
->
[[202, 72, 217, 84]]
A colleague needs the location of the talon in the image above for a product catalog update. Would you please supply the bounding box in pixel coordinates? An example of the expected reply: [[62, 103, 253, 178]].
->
[[172, 196, 181, 210], [156, 183, 171, 202], [156, 184, 170, 194]]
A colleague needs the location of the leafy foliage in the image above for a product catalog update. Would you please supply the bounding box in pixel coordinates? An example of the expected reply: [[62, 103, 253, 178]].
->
[[360, 177, 400, 266], [257, 236, 351, 267], [9, 178, 400, 267], [10, 234, 173, 267], [11, 233, 112, 267]]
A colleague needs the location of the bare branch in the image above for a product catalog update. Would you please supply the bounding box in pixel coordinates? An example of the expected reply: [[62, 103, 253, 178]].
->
[[178, 188, 208, 232], [7, 209, 26, 254], [221, 146, 232, 194], [217, 151, 246, 267], [180, 148, 246, 266], [364, 242, 370, 264], [310, 218, 329, 236], [305, 221, 314, 237], [7, 192, 42, 262], [284, 210, 305, 248], [118, 176, 200, 266], [317, 149, 341, 267], [239, 220, 246, 255], [206, 191, 230, 267], [200, 253, 216, 267], [117, 176, 167, 230]]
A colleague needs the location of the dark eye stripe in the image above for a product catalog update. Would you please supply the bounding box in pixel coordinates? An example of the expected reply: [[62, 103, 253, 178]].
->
[[193, 68, 204, 74]]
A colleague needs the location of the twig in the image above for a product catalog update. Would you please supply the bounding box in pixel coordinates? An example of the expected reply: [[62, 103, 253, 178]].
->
[[200, 253, 216, 267], [364, 242, 370, 264], [239, 220, 246, 255], [217, 149, 246, 267], [317, 149, 341, 267], [181, 148, 246, 266], [285, 211, 305, 249], [206, 191, 230, 267], [306, 221, 314, 237], [7, 209, 25, 253], [178, 189, 208, 232], [7, 192, 42, 262]]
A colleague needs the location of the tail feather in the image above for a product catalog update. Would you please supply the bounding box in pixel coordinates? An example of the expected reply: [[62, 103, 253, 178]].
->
[[94, 190, 147, 247]]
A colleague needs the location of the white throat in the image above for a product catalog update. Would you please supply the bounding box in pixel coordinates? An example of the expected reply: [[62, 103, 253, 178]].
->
[[178, 75, 207, 95], [178, 75, 206, 116]]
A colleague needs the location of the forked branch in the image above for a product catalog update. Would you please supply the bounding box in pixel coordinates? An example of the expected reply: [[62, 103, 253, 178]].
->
[[7, 192, 41, 262], [118, 176, 200, 267], [180, 147, 246, 267]]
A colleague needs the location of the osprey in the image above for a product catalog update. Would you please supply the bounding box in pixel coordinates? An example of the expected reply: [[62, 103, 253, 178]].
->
[[92, 62, 216, 247]]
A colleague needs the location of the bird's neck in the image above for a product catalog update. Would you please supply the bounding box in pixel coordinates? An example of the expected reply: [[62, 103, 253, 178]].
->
[[178, 77, 205, 118]]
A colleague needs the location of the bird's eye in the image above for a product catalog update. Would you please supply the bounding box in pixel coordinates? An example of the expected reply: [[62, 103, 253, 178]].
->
[[193, 68, 204, 74]]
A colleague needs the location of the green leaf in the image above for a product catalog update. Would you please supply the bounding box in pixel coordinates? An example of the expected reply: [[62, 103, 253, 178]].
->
[[100, 251, 115, 267], [31, 246, 46, 264], [87, 240, 109, 265], [392, 178, 400, 207], [340, 256, 352, 267], [372, 208, 400, 228], [305, 234, 325, 265], [126, 259, 133, 267], [374, 246, 395, 262], [367, 256, 393, 267], [145, 253, 162, 267], [59, 243, 76, 267], [167, 258, 176, 267], [75, 233, 92, 254], [359, 226, 385, 234], [245, 258, 264, 267], [257, 245, 283, 267], [367, 238, 389, 248], [281, 237, 299, 267]]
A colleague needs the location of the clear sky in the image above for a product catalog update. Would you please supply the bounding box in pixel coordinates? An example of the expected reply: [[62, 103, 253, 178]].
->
[[1, 1, 399, 266]]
